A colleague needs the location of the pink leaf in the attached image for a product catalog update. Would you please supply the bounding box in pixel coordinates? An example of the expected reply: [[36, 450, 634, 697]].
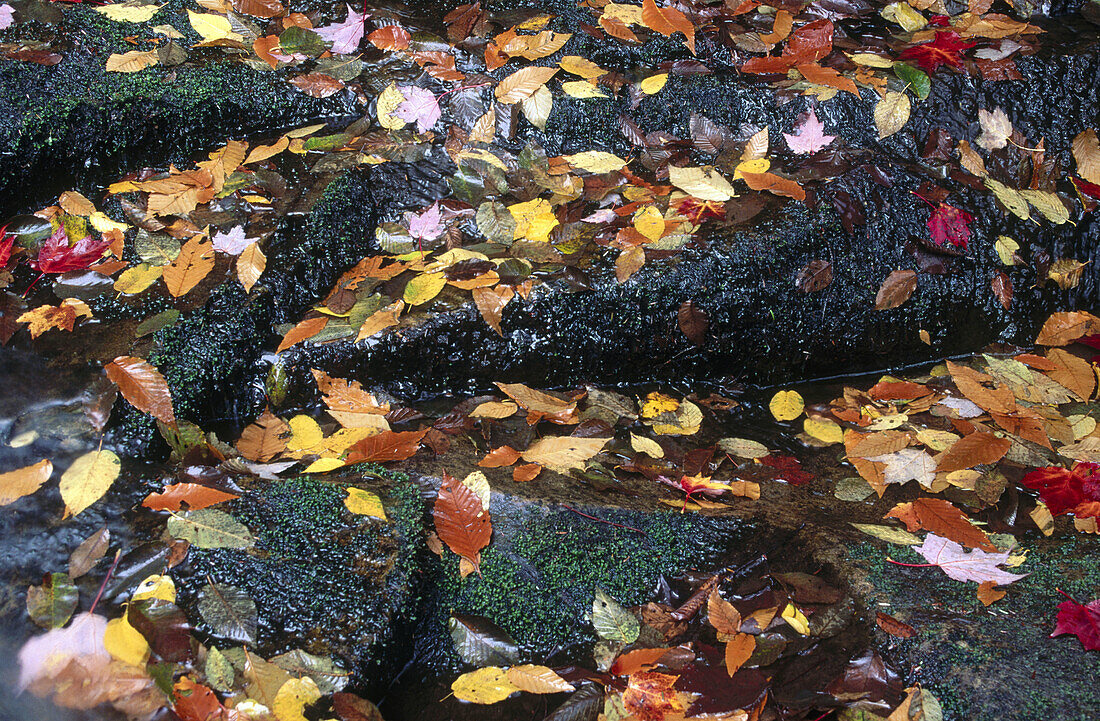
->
[[314, 4, 368, 55], [927, 203, 973, 249], [18, 612, 108, 691], [405, 202, 445, 241], [0, 4, 14, 31], [913, 534, 1027, 585], [782, 108, 836, 154], [212, 226, 251, 256], [393, 86, 442, 134], [1052, 596, 1100, 651]]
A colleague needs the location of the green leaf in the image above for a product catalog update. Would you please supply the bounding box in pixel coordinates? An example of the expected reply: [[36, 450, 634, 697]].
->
[[278, 26, 326, 55], [591, 588, 639, 643], [26, 572, 78, 629], [893, 62, 930, 99], [167, 509, 254, 549], [476, 201, 517, 245], [271, 649, 351, 694], [206, 646, 236, 692], [449, 613, 521, 667]]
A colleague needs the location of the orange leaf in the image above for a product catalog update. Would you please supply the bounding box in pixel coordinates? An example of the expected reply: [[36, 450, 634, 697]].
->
[[873, 269, 917, 311], [611, 647, 670, 676], [142, 483, 239, 511], [433, 472, 492, 571], [642, 0, 695, 53], [344, 429, 428, 463], [936, 431, 1011, 473], [875, 611, 915, 638], [277, 316, 328, 353], [173, 678, 227, 721], [976, 580, 1005, 606], [163, 235, 214, 298], [740, 55, 793, 74], [796, 63, 858, 95], [479, 445, 521, 467], [472, 285, 514, 336], [707, 589, 741, 635], [783, 18, 833, 64], [368, 25, 410, 51], [105, 355, 175, 425], [513, 463, 542, 482], [1035, 310, 1100, 346], [885, 498, 996, 551], [724, 633, 756, 676], [758, 9, 792, 44], [740, 171, 806, 201], [868, 380, 932, 401]]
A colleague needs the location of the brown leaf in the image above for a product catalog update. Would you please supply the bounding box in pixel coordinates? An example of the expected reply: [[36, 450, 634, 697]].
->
[[237, 241, 265, 293], [142, 483, 239, 512], [874, 269, 917, 310], [505, 665, 574, 694], [936, 431, 1011, 473], [105, 356, 175, 425], [1073, 128, 1100, 184], [231, 0, 282, 18], [277, 316, 328, 354], [355, 300, 403, 341], [0, 459, 53, 506], [976, 580, 1006, 606], [1035, 311, 1100, 346], [513, 463, 542, 482], [344, 429, 428, 463], [724, 633, 756, 676], [236, 410, 289, 461], [479, 445, 521, 467], [677, 300, 707, 346], [162, 235, 214, 298], [707, 589, 741, 636], [289, 73, 346, 98], [68, 528, 110, 579], [433, 472, 492, 572], [615, 246, 645, 283], [472, 285, 514, 336], [991, 270, 1012, 310], [1045, 348, 1097, 401], [494, 382, 577, 425], [740, 171, 805, 201], [885, 498, 996, 551], [875, 611, 915, 638], [796, 260, 832, 292]]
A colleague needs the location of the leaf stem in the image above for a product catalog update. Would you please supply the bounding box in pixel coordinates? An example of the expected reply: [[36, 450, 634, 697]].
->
[[885, 557, 936, 568], [560, 504, 646, 535], [89, 549, 122, 614], [910, 191, 936, 210], [1056, 587, 1078, 604]]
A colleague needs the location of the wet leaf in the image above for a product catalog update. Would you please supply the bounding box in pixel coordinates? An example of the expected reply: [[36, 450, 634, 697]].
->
[[875, 611, 916, 638], [60, 450, 121, 518], [344, 429, 427, 463], [237, 241, 265, 292], [344, 487, 387, 519], [434, 472, 491, 573], [69, 527, 110, 579], [1073, 128, 1100, 184], [237, 410, 290, 461], [198, 582, 257, 644], [0, 459, 52, 506], [913, 534, 1027, 585], [162, 235, 214, 297], [506, 664, 575, 693], [677, 300, 707, 346], [496, 66, 558, 104], [167, 509, 254, 549], [105, 356, 175, 425], [874, 269, 917, 310], [668, 165, 736, 201], [874, 91, 911, 139], [885, 498, 996, 551], [27, 573, 78, 629], [592, 588, 639, 643], [273, 676, 322, 721], [769, 390, 804, 421], [522, 436, 609, 473], [452, 666, 518, 704], [1052, 594, 1100, 650]]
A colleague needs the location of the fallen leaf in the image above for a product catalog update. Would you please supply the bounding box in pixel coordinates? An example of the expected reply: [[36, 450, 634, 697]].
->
[[60, 450, 121, 518], [874, 91, 911, 139], [874, 269, 918, 310], [885, 498, 996, 551], [912, 534, 1027, 585], [0, 459, 53, 506], [434, 472, 491, 572]]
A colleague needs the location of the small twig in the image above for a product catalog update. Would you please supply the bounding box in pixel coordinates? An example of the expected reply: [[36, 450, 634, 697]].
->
[[885, 557, 936, 568], [89, 549, 122, 614], [560, 504, 646, 535]]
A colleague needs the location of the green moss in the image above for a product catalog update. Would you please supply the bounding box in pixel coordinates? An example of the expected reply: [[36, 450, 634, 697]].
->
[[432, 503, 745, 666]]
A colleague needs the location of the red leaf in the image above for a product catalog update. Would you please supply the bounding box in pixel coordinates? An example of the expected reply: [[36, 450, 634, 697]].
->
[[1052, 595, 1100, 651], [32, 226, 110, 274], [0, 229, 14, 268], [433, 472, 491, 572], [991, 271, 1012, 310], [173, 677, 226, 721], [898, 31, 975, 74], [783, 19, 833, 64], [927, 203, 973, 249], [1021, 463, 1100, 518]]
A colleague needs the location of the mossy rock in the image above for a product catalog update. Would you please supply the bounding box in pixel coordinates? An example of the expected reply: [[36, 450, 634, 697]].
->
[[173, 468, 428, 683], [847, 533, 1100, 721]]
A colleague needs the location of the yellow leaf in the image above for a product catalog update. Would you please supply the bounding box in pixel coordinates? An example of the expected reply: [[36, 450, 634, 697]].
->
[[804, 417, 843, 444], [769, 390, 804, 421], [508, 198, 559, 243], [187, 10, 240, 42], [377, 82, 406, 130], [995, 235, 1019, 265], [561, 80, 608, 98], [495, 66, 558, 104], [564, 151, 627, 174], [132, 574, 176, 602], [0, 459, 53, 506], [1073, 128, 1100, 184], [237, 241, 266, 292], [355, 299, 404, 341], [734, 158, 770, 181], [89, 211, 129, 234], [163, 235, 215, 297], [286, 414, 323, 451], [104, 613, 150, 667], [18, 304, 77, 338], [272, 677, 322, 721], [305, 457, 345, 473], [881, 1, 926, 31], [668, 165, 736, 202], [781, 603, 810, 635], [630, 432, 664, 458], [984, 178, 1031, 220], [615, 246, 645, 283], [846, 52, 894, 68], [462, 470, 491, 511], [520, 84, 553, 130], [602, 2, 643, 24], [451, 667, 519, 704], [522, 436, 610, 473], [114, 263, 162, 295], [105, 50, 159, 73], [1021, 189, 1070, 225], [403, 272, 447, 305], [874, 91, 911, 139], [152, 23, 184, 38], [639, 73, 668, 94], [60, 450, 121, 518], [633, 206, 664, 241], [651, 399, 702, 435], [505, 665, 575, 694], [641, 392, 679, 418], [344, 488, 387, 519], [559, 56, 605, 79], [97, 2, 163, 22]]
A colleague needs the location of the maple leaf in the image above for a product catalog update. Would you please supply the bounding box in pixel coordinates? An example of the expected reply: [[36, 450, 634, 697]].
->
[[783, 108, 835, 154], [1021, 463, 1100, 518], [212, 226, 251, 255], [912, 534, 1027, 585], [393, 86, 441, 134], [405, 202, 446, 242], [31, 226, 110, 274], [926, 202, 973, 249], [1052, 592, 1100, 651], [0, 5, 13, 31], [898, 31, 976, 74], [0, 227, 14, 267], [674, 474, 729, 499], [314, 3, 368, 54]]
